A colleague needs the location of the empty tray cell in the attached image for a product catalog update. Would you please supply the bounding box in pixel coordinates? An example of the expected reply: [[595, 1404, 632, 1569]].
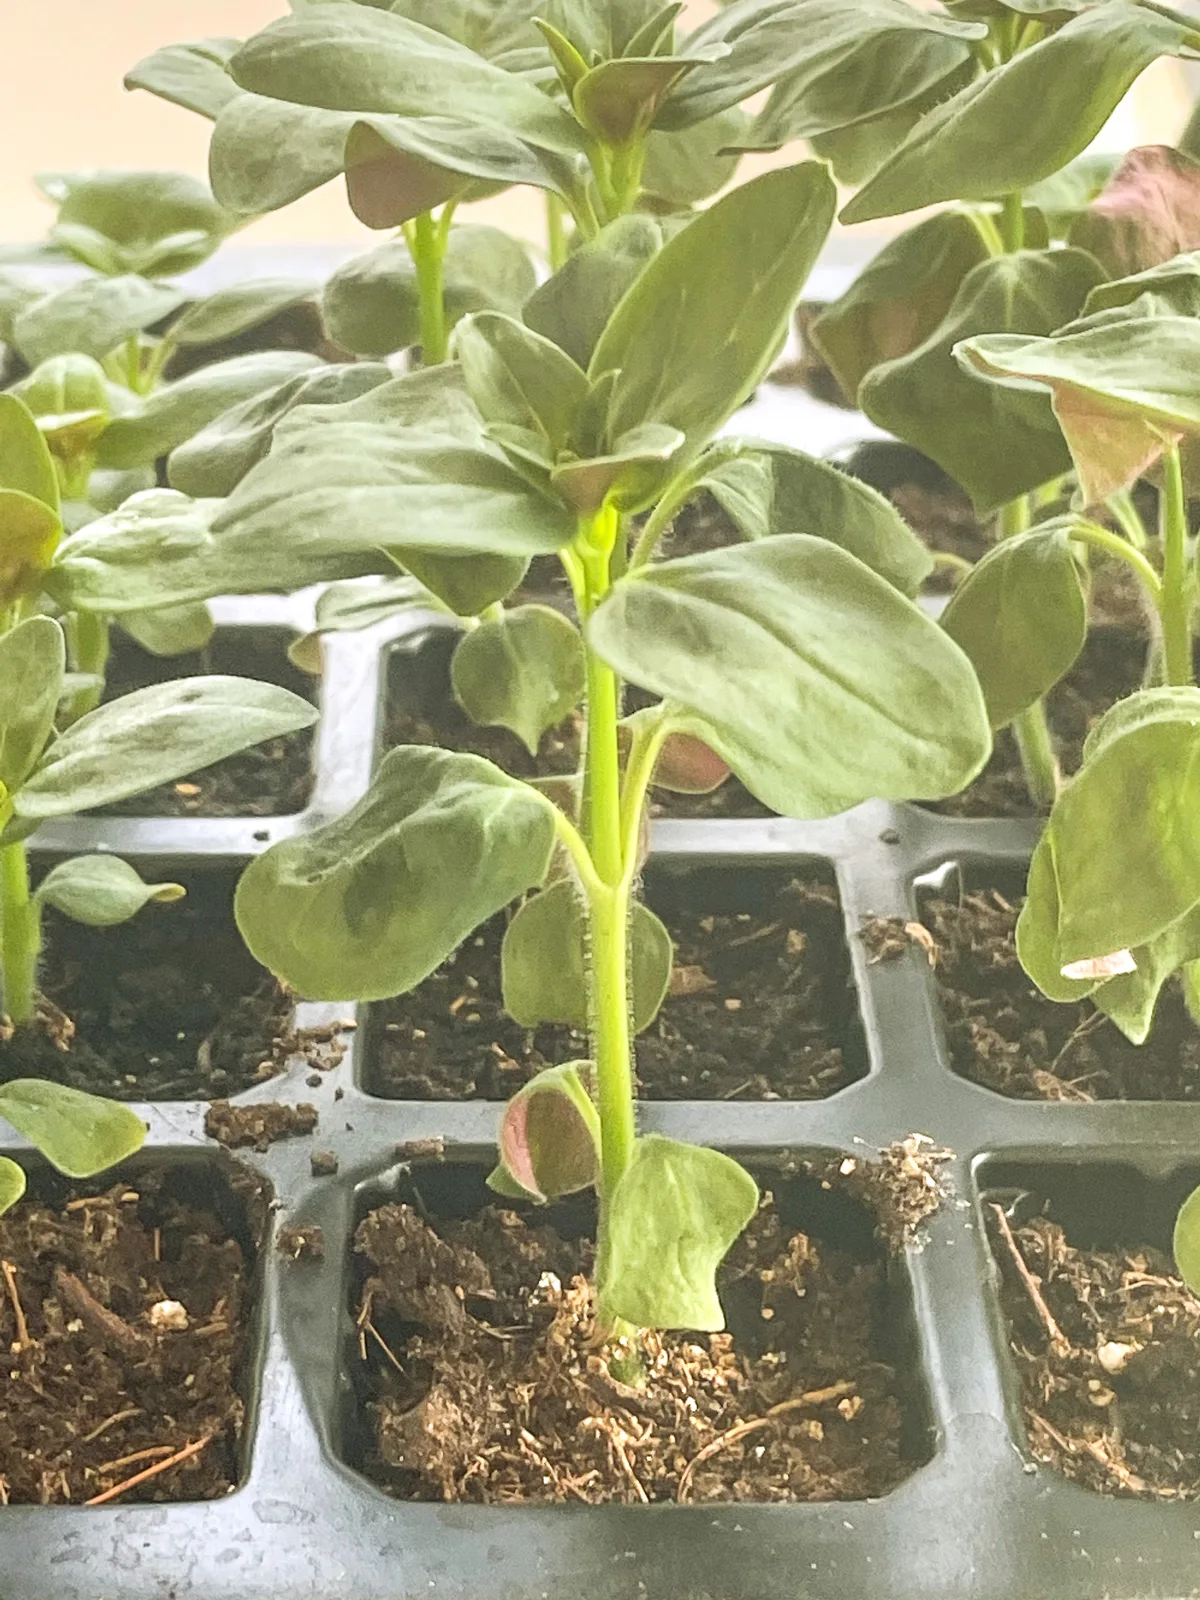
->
[[980, 1156, 1200, 1500], [362, 863, 867, 1102], [342, 1154, 934, 1504]]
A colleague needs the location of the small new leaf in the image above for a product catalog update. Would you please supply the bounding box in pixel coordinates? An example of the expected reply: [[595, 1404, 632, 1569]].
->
[[492, 1063, 601, 1203], [36, 857, 186, 928], [0, 1080, 146, 1178], [452, 605, 585, 755]]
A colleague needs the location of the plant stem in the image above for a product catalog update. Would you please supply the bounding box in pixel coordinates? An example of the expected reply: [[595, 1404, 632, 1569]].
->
[[1001, 191, 1025, 253], [546, 192, 570, 272], [997, 495, 1030, 538], [1106, 488, 1149, 551], [62, 609, 110, 726], [1070, 517, 1161, 600], [590, 878, 635, 1197], [1159, 443, 1193, 687], [404, 211, 449, 365], [998, 491, 1060, 805], [964, 207, 1006, 258], [0, 842, 38, 1027]]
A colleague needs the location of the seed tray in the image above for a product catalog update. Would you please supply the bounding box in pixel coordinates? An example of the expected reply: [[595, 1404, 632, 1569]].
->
[[6, 377, 1200, 1599]]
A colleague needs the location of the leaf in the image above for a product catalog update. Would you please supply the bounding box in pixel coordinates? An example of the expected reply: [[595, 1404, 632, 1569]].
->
[[323, 226, 535, 357], [957, 316, 1200, 503], [1082, 250, 1200, 320], [36, 857, 186, 927], [524, 214, 665, 371], [539, 0, 672, 61], [572, 56, 701, 145], [401, 551, 530, 617], [168, 364, 392, 498], [812, 212, 989, 403], [736, 0, 984, 151], [589, 535, 990, 817], [374, 0, 541, 58], [208, 95, 361, 216], [940, 525, 1087, 730], [549, 423, 686, 515], [501, 879, 673, 1033], [0, 1160, 26, 1216], [452, 605, 585, 754], [234, 745, 557, 1001], [168, 278, 317, 347], [694, 439, 933, 596], [314, 575, 435, 634], [12, 277, 186, 368], [124, 37, 244, 120], [1070, 145, 1200, 279], [96, 351, 323, 469], [642, 108, 746, 206], [492, 1063, 601, 1204], [1175, 1185, 1200, 1296], [591, 163, 836, 456], [651, 728, 731, 793], [456, 314, 588, 456], [0, 392, 60, 512], [862, 248, 1106, 514], [212, 366, 577, 561], [15, 356, 115, 464], [0, 1081, 146, 1178], [0, 491, 62, 608], [41, 169, 233, 278], [599, 1135, 758, 1331], [1025, 150, 1122, 238], [842, 5, 1191, 224], [119, 601, 215, 658], [15, 677, 318, 819], [0, 617, 65, 794]]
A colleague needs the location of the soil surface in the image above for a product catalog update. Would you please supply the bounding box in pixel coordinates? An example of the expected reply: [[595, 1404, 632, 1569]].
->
[[0, 1168, 257, 1505], [991, 1208, 1200, 1498], [368, 876, 860, 1101], [97, 628, 315, 819], [353, 1186, 914, 1504], [0, 873, 293, 1100], [204, 1101, 318, 1151], [924, 887, 1200, 1100]]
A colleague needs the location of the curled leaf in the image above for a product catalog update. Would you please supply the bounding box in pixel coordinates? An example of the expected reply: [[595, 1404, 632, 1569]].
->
[[491, 1063, 601, 1203]]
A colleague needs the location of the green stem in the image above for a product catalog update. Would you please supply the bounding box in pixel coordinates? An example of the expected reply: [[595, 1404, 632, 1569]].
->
[[1070, 517, 1161, 600], [620, 712, 668, 868], [964, 207, 1006, 258], [546, 192, 570, 272], [404, 211, 449, 365], [997, 495, 1031, 538], [608, 140, 646, 218], [0, 842, 38, 1027], [1107, 488, 1149, 552], [1159, 443, 1193, 687], [1001, 191, 1025, 253], [62, 609, 111, 726], [1012, 703, 1061, 810], [590, 879, 635, 1198]]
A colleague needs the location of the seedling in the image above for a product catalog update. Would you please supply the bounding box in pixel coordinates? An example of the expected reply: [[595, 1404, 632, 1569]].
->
[[0, 393, 319, 1217], [75, 168, 991, 1337]]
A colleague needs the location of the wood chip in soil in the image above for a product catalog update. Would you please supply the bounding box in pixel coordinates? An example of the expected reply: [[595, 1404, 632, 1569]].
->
[[990, 1209, 1200, 1498], [353, 1193, 914, 1505], [205, 1101, 318, 1151], [368, 877, 858, 1101], [0, 878, 293, 1100], [94, 630, 314, 819], [925, 889, 1200, 1100], [0, 1173, 254, 1505]]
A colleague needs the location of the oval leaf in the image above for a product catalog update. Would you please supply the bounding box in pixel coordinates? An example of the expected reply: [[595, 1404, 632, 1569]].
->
[[0, 616, 65, 795], [13, 277, 186, 368], [452, 605, 585, 756], [0, 391, 61, 513], [1174, 1186, 1200, 1296], [492, 1063, 601, 1203], [168, 277, 317, 348], [36, 857, 186, 928], [0, 1080, 146, 1178], [0, 1159, 26, 1216]]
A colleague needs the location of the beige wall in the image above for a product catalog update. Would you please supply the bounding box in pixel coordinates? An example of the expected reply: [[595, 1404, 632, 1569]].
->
[[0, 1, 1192, 250]]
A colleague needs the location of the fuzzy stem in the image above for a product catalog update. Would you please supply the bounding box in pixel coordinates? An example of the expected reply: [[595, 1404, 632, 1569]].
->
[[405, 211, 449, 366], [1159, 443, 1193, 687], [998, 492, 1059, 806], [1001, 191, 1025, 252], [62, 609, 110, 726], [0, 842, 38, 1027], [546, 192, 570, 272], [1070, 517, 1161, 600]]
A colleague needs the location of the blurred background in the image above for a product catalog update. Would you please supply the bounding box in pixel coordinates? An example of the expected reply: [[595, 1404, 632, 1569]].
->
[[1, 0, 1198, 252]]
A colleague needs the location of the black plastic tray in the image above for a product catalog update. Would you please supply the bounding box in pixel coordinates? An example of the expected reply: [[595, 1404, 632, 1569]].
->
[[7, 377, 1200, 1600]]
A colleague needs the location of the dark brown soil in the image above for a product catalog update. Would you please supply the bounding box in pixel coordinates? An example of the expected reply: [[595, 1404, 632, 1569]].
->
[[991, 1207, 1200, 1498], [0, 1167, 257, 1505], [367, 876, 860, 1101], [97, 628, 315, 819], [353, 1184, 915, 1504], [0, 872, 293, 1100], [924, 887, 1200, 1100], [204, 1100, 318, 1151]]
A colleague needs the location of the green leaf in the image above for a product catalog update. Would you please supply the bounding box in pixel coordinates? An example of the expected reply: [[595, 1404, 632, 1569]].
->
[[842, 5, 1191, 224], [501, 879, 673, 1033], [401, 551, 529, 617], [694, 439, 933, 596], [572, 56, 701, 145], [0, 490, 62, 608], [289, 574, 438, 668], [1174, 1185, 1200, 1296], [41, 169, 233, 278], [452, 605, 585, 755], [591, 163, 836, 456], [736, 0, 984, 151], [1082, 250, 1200, 320], [812, 212, 989, 403], [589, 535, 990, 817], [1069, 145, 1200, 279], [0, 392, 60, 513], [0, 1081, 146, 1178], [375, 0, 541, 58], [550, 423, 686, 515], [212, 366, 577, 562], [539, 0, 672, 61], [12, 277, 186, 368], [940, 525, 1087, 730], [15, 676, 318, 819], [957, 315, 1200, 503], [168, 278, 317, 347], [36, 856, 186, 928], [15, 356, 115, 465], [234, 744, 557, 1001], [492, 1063, 601, 1204], [457, 314, 588, 456], [323, 226, 535, 357], [862, 248, 1106, 514], [97, 351, 323, 470], [124, 37, 243, 120], [524, 214, 665, 371], [168, 363, 391, 498], [0, 617, 65, 794], [0, 1159, 26, 1216], [119, 601, 215, 658], [1025, 150, 1122, 238], [599, 1135, 758, 1331], [642, 108, 746, 206]]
